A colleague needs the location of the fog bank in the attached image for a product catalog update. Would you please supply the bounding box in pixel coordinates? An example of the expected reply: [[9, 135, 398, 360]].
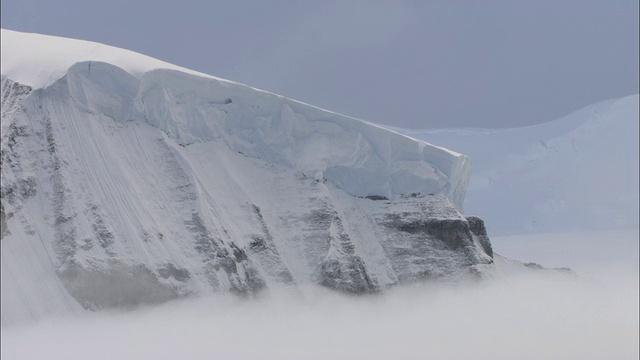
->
[[2, 268, 637, 360]]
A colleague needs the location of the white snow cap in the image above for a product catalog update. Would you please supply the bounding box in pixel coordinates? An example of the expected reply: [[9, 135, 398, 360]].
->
[[1, 28, 471, 209], [0, 28, 221, 89]]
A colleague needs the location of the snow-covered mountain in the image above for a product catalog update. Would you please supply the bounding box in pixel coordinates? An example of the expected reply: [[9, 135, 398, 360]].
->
[[392, 95, 639, 235], [0, 30, 493, 325]]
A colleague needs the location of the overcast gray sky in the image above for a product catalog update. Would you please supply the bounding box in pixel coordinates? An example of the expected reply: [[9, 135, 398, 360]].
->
[[1, 0, 638, 128]]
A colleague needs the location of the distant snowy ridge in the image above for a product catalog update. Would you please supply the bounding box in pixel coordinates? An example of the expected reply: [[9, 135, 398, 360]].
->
[[1, 30, 491, 326], [390, 94, 639, 235]]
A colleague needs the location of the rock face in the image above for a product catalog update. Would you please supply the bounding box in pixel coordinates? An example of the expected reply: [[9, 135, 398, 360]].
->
[[467, 216, 493, 258], [0, 31, 493, 325], [0, 202, 7, 239]]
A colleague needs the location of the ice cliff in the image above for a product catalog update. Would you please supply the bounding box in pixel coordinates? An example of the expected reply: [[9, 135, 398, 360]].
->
[[0, 29, 491, 325]]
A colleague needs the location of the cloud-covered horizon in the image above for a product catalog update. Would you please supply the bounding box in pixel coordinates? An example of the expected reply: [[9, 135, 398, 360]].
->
[[2, 267, 637, 360]]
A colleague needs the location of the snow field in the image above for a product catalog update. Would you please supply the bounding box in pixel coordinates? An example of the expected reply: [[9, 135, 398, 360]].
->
[[393, 94, 639, 235]]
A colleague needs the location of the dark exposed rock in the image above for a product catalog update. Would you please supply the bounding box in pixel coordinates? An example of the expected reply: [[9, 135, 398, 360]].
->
[[375, 195, 495, 284], [158, 263, 191, 282], [366, 195, 389, 201], [467, 216, 493, 258], [524, 262, 545, 270], [231, 243, 249, 262], [466, 216, 487, 236], [249, 235, 267, 251], [186, 212, 266, 295], [1, 77, 32, 128], [246, 204, 295, 284], [393, 218, 471, 250], [0, 202, 8, 240], [317, 256, 379, 294], [17, 177, 37, 198], [523, 262, 577, 276]]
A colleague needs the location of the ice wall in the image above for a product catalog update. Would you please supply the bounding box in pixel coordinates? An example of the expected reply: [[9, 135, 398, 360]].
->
[[61, 61, 471, 208]]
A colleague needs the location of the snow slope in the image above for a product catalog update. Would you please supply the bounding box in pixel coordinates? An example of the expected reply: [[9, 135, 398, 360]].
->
[[1, 30, 490, 325], [0, 29, 219, 89], [392, 95, 639, 235], [0, 29, 470, 207]]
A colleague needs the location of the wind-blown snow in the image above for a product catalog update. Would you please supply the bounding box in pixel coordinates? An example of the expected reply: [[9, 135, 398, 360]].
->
[[391, 95, 640, 235]]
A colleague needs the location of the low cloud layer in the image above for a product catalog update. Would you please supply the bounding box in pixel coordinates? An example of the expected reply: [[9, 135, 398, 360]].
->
[[2, 268, 637, 360]]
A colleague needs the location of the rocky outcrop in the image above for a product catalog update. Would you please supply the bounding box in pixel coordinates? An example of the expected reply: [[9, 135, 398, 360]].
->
[[467, 216, 493, 258], [1, 78, 33, 241], [0, 202, 8, 240]]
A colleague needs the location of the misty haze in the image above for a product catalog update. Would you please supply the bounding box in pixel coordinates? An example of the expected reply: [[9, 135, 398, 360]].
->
[[1, 1, 638, 359]]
